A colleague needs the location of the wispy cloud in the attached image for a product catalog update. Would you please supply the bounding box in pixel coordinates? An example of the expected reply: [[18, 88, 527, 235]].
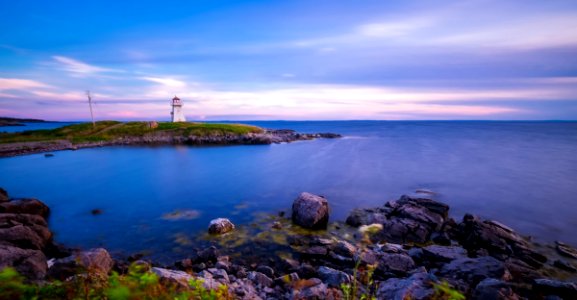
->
[[140, 77, 187, 88], [52, 56, 123, 76], [0, 78, 52, 90]]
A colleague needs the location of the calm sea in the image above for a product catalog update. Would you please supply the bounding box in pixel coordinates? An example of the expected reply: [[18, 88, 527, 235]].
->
[[1, 121, 577, 261]]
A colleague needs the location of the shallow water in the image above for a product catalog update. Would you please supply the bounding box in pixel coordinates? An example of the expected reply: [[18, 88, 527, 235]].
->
[[1, 121, 576, 261]]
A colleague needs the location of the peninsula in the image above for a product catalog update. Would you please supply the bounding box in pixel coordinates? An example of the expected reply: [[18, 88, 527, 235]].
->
[[0, 121, 341, 157]]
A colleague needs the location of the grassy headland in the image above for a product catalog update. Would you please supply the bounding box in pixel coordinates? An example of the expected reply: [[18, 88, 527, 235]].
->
[[0, 121, 264, 144]]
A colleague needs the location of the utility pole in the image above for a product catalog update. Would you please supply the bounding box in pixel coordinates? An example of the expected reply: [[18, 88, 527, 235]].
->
[[86, 90, 95, 128]]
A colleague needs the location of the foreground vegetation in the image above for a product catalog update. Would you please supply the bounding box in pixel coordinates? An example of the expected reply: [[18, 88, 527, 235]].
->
[[0, 121, 264, 144]]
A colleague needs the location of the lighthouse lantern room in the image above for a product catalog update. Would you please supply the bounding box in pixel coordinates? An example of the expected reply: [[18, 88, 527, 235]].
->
[[170, 95, 186, 122]]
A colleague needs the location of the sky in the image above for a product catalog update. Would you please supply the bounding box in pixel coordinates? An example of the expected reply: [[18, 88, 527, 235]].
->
[[1, 0, 577, 121]]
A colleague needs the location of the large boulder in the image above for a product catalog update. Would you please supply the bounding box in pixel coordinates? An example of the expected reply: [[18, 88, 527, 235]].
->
[[533, 279, 577, 299], [317, 266, 352, 287], [48, 248, 114, 280], [0, 244, 47, 280], [345, 208, 388, 227], [438, 256, 506, 285], [376, 253, 416, 276], [421, 245, 468, 263], [472, 278, 520, 300], [292, 278, 328, 300], [292, 192, 329, 229], [0, 198, 50, 219], [208, 218, 235, 235], [0, 213, 52, 250]]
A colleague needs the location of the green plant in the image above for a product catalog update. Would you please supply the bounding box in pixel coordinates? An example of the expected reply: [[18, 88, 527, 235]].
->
[[340, 261, 377, 300], [432, 281, 466, 300]]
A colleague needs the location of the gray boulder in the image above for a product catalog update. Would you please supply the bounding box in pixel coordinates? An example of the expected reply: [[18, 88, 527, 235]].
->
[[439, 256, 506, 285], [292, 192, 329, 229], [377, 253, 416, 276], [247, 271, 273, 287], [421, 245, 468, 263], [0, 244, 47, 280], [317, 266, 352, 287], [208, 218, 235, 235], [48, 248, 114, 280], [377, 272, 435, 300], [472, 278, 520, 300]]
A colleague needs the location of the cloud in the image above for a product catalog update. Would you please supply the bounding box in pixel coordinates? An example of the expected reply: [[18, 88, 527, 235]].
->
[[140, 77, 187, 88], [0, 78, 52, 90], [52, 56, 122, 75]]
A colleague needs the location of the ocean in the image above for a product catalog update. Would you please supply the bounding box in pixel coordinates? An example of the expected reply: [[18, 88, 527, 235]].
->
[[1, 121, 576, 261]]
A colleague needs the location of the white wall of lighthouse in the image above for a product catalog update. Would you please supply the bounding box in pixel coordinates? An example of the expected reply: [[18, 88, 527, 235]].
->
[[170, 96, 186, 122]]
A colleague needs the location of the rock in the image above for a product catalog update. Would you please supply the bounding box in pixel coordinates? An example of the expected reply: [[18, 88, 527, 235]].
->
[[431, 231, 452, 246], [0, 244, 47, 280], [200, 268, 230, 284], [439, 256, 506, 285], [215, 256, 231, 272], [345, 208, 387, 227], [247, 271, 273, 287], [91, 209, 102, 215], [148, 121, 158, 129], [275, 272, 300, 286], [533, 279, 577, 299], [374, 217, 431, 244], [48, 248, 113, 280], [272, 221, 282, 229], [208, 218, 235, 234], [394, 202, 444, 230], [256, 265, 275, 278], [556, 241, 577, 259], [397, 195, 450, 217], [376, 272, 435, 300], [0, 198, 50, 218], [152, 267, 194, 287], [292, 192, 329, 229], [0, 213, 52, 250], [317, 266, 352, 287], [472, 278, 520, 300], [554, 260, 577, 273], [377, 253, 416, 276], [292, 278, 328, 300], [421, 245, 467, 263], [44, 153, 54, 157], [0, 188, 8, 202], [198, 246, 220, 263], [332, 240, 357, 257]]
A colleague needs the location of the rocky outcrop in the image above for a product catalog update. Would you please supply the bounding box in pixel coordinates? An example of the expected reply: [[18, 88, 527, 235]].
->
[[0, 245, 47, 280], [0, 198, 50, 218], [292, 192, 329, 229], [208, 218, 235, 235], [48, 248, 114, 280], [0, 188, 8, 203]]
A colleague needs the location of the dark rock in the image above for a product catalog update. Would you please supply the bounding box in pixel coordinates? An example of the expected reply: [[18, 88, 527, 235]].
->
[[397, 194, 450, 217], [0, 213, 52, 250], [48, 248, 114, 280], [376, 272, 435, 300], [0, 198, 50, 218], [0, 188, 8, 203], [556, 241, 577, 259], [533, 279, 577, 299], [421, 245, 468, 263], [504, 258, 542, 282], [297, 263, 317, 279], [280, 257, 300, 272], [332, 241, 357, 257], [198, 246, 219, 263], [208, 218, 235, 234], [256, 265, 275, 278], [472, 278, 520, 300], [44, 241, 73, 259], [292, 278, 328, 300], [431, 231, 452, 246], [394, 203, 444, 231], [215, 256, 230, 272], [91, 209, 102, 215], [374, 217, 431, 244], [0, 244, 47, 280], [439, 256, 506, 285], [44, 153, 54, 157], [377, 253, 416, 276], [345, 208, 387, 227], [554, 260, 577, 273], [292, 192, 329, 229], [317, 266, 352, 287], [248, 271, 273, 287]]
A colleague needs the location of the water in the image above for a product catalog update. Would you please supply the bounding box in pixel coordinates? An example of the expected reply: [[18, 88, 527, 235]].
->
[[1, 121, 577, 261], [0, 122, 78, 133]]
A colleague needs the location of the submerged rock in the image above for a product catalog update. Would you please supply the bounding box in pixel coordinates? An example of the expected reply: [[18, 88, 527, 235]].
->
[[292, 192, 329, 229], [208, 218, 235, 234]]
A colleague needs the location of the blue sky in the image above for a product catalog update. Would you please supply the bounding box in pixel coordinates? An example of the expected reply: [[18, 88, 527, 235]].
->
[[1, 0, 577, 120]]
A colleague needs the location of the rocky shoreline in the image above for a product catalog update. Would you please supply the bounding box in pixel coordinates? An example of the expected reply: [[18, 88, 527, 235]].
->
[[1, 188, 576, 299], [0, 129, 341, 158]]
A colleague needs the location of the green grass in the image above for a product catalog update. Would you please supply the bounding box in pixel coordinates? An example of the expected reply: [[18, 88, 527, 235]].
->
[[0, 121, 264, 144]]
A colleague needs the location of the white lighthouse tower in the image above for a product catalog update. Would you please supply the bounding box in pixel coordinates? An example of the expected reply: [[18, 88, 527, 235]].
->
[[170, 95, 186, 122]]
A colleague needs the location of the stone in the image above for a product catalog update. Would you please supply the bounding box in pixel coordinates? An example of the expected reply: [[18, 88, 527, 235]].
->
[[394, 202, 444, 230], [208, 218, 235, 234], [421, 245, 468, 263], [317, 266, 352, 287], [554, 260, 577, 273], [397, 195, 450, 218], [48, 248, 114, 280], [533, 279, 577, 299], [332, 240, 357, 257], [376, 272, 435, 300], [0, 244, 47, 280], [292, 192, 329, 229], [377, 253, 416, 276], [472, 278, 520, 300], [198, 246, 219, 263], [0, 187, 8, 202], [374, 217, 431, 244], [556, 241, 577, 259], [345, 208, 387, 227], [292, 278, 328, 300], [0, 213, 52, 250], [275, 272, 300, 286], [248, 271, 273, 287], [256, 265, 275, 278], [439, 256, 506, 285], [152, 267, 194, 287], [0, 198, 50, 218]]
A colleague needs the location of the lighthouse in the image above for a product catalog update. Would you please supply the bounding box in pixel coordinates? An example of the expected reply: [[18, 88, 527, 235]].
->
[[170, 95, 186, 122]]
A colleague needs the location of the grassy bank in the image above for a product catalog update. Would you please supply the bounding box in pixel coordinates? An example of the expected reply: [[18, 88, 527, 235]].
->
[[0, 121, 264, 144]]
